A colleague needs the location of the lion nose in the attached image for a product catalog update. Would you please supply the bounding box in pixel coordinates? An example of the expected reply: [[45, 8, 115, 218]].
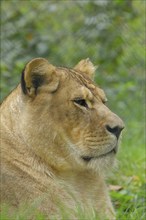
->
[[106, 124, 124, 139]]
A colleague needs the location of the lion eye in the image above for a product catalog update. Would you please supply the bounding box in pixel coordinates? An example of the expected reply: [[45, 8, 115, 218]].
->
[[74, 99, 88, 108]]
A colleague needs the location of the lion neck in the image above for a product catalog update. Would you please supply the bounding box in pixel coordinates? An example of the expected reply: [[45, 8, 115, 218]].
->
[[0, 86, 22, 136]]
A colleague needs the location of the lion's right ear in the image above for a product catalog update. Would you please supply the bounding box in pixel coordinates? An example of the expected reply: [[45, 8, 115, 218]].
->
[[21, 58, 59, 97], [74, 58, 97, 80]]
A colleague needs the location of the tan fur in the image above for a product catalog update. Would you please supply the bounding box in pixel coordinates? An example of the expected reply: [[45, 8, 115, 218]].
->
[[0, 58, 124, 219]]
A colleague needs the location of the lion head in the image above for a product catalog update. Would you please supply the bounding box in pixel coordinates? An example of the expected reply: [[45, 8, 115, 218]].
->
[[19, 58, 124, 173]]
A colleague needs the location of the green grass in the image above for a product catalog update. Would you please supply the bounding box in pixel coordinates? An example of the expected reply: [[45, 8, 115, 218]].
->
[[108, 118, 145, 220]]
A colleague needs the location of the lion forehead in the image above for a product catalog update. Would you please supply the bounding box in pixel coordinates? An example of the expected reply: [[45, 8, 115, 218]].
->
[[57, 67, 107, 103]]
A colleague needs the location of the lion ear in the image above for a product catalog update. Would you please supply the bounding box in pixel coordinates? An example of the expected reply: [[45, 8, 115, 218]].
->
[[21, 58, 59, 97], [74, 58, 97, 79]]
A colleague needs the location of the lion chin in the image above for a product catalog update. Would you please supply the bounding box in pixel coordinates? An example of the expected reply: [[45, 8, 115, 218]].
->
[[0, 57, 124, 220]]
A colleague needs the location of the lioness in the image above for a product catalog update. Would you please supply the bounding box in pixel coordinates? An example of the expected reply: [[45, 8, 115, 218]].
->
[[0, 58, 124, 219]]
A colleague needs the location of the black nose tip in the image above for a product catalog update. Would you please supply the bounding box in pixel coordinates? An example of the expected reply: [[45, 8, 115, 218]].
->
[[106, 125, 124, 139]]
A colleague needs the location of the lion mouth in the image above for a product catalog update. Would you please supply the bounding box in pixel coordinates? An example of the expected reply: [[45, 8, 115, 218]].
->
[[81, 147, 117, 162]]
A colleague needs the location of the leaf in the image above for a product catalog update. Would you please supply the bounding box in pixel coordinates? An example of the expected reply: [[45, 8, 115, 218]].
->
[[109, 185, 123, 191]]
